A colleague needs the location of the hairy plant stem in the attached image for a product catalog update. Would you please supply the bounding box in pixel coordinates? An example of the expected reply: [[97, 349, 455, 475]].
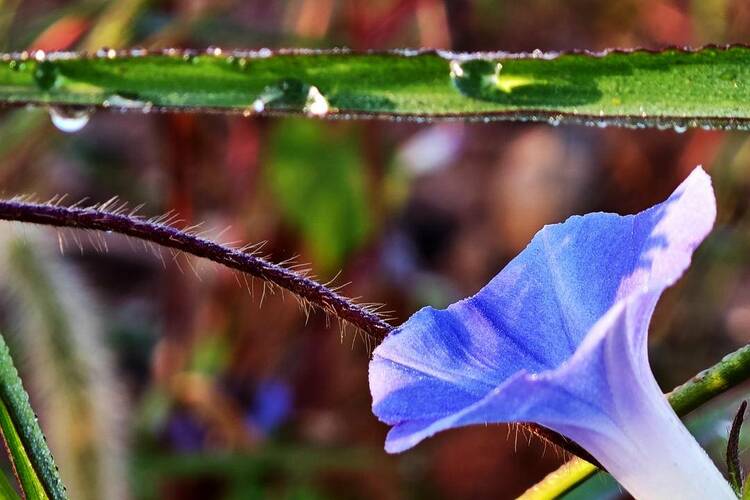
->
[[0, 200, 391, 338], [0, 199, 598, 463]]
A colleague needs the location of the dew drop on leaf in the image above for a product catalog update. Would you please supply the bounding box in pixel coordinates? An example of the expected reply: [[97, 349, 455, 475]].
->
[[252, 99, 265, 113], [304, 86, 330, 116], [449, 60, 465, 78], [449, 59, 528, 99], [96, 47, 117, 59], [252, 78, 309, 113], [105, 93, 153, 113], [33, 60, 58, 91], [49, 106, 91, 133], [672, 122, 688, 133]]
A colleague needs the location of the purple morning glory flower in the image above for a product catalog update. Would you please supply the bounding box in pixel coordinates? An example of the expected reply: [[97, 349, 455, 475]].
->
[[369, 167, 734, 499]]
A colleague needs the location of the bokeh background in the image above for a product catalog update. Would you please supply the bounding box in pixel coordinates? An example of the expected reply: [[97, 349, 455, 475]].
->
[[1, 1, 750, 499]]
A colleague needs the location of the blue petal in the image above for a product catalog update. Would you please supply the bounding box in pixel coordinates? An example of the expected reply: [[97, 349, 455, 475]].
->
[[370, 167, 716, 452]]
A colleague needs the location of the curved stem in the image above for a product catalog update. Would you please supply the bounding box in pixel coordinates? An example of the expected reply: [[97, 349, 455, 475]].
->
[[0, 199, 392, 339]]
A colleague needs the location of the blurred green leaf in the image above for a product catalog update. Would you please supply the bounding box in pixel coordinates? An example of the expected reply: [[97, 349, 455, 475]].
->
[[0, 467, 21, 500], [189, 334, 229, 375], [267, 119, 370, 270], [133, 447, 372, 500], [0, 334, 66, 500], [82, 0, 147, 50], [1, 48, 750, 128]]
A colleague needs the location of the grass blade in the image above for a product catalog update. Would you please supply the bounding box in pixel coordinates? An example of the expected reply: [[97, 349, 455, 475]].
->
[[0, 398, 46, 499], [1, 46, 750, 129], [0, 334, 66, 499]]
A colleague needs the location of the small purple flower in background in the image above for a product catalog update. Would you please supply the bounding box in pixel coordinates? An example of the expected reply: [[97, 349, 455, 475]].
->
[[369, 167, 735, 499], [246, 379, 293, 434], [167, 411, 207, 452]]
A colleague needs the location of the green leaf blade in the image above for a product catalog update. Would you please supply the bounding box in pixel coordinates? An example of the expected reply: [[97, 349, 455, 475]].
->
[[0, 335, 66, 500], [1, 47, 750, 129]]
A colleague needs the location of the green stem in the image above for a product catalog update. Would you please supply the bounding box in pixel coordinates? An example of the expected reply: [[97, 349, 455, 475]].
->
[[1, 46, 750, 129], [517, 343, 750, 500]]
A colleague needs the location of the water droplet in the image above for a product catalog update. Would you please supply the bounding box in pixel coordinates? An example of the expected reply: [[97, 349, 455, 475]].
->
[[32, 50, 46, 62], [33, 60, 58, 90], [596, 120, 608, 128], [97, 47, 117, 59], [251, 79, 309, 113], [531, 49, 544, 58], [449, 60, 464, 78], [304, 86, 329, 116], [207, 46, 222, 56], [226, 55, 249, 71], [547, 115, 561, 127], [450, 59, 529, 99], [672, 124, 687, 133], [105, 93, 152, 110], [49, 107, 91, 133], [395, 48, 421, 57], [252, 99, 265, 113]]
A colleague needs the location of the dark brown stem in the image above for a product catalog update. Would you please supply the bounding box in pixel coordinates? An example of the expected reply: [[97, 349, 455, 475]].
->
[[727, 400, 747, 493], [0, 199, 596, 464], [0, 200, 392, 339]]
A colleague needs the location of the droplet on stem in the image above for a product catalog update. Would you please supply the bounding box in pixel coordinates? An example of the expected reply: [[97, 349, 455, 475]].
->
[[49, 106, 91, 133], [449, 60, 464, 78], [304, 86, 329, 117], [249, 79, 310, 115], [252, 99, 265, 113], [33, 60, 59, 91]]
